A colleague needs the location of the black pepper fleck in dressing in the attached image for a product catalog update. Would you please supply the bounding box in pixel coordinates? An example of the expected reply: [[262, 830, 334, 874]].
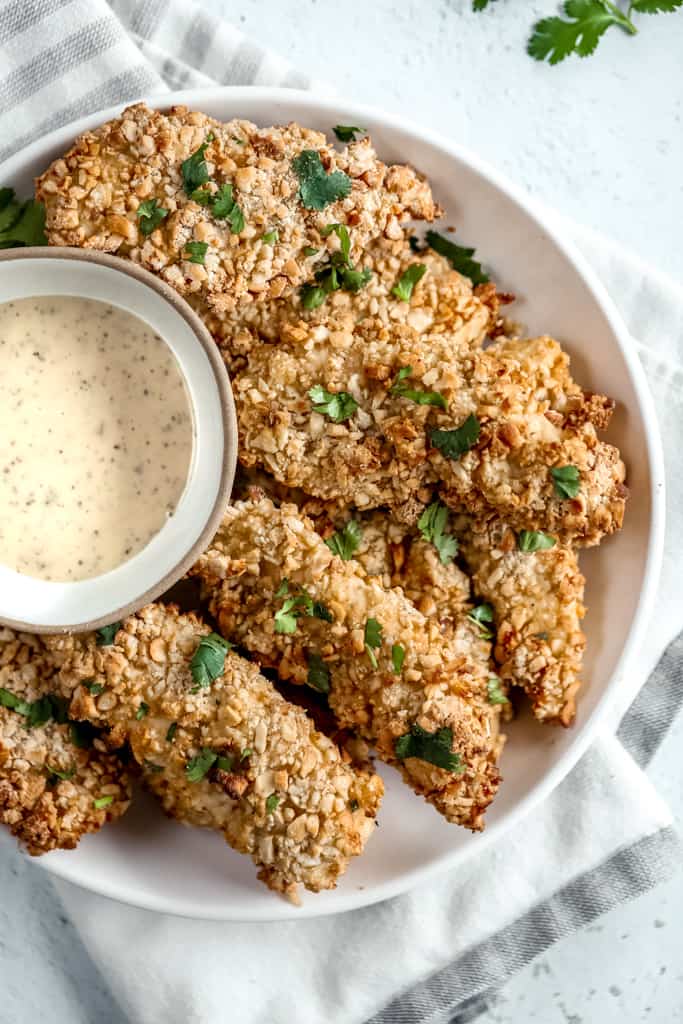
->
[[0, 296, 194, 581]]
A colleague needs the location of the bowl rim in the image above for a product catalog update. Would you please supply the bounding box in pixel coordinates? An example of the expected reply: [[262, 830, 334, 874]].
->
[[0, 86, 666, 921], [0, 245, 237, 635]]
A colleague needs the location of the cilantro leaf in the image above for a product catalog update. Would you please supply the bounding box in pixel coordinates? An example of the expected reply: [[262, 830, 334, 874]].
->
[[96, 622, 121, 646], [417, 501, 459, 565], [184, 241, 208, 264], [135, 702, 149, 720], [274, 597, 300, 634], [0, 199, 47, 248], [312, 600, 334, 622], [166, 722, 178, 743], [429, 413, 480, 460], [325, 520, 362, 560], [528, 1, 636, 65], [425, 230, 489, 285], [265, 793, 280, 814], [191, 632, 232, 690], [390, 365, 447, 410], [303, 246, 319, 257], [262, 229, 278, 244], [93, 795, 114, 810], [185, 748, 218, 783], [391, 643, 405, 675], [333, 125, 365, 142], [215, 754, 235, 773], [0, 687, 31, 716], [292, 150, 351, 210], [473, 0, 496, 7], [321, 221, 351, 261], [299, 225, 371, 308], [0, 689, 71, 729], [392, 263, 428, 302], [307, 653, 331, 693], [518, 530, 557, 552], [308, 384, 358, 422], [70, 720, 99, 749], [86, 682, 104, 696], [47, 764, 75, 782], [300, 284, 327, 309], [468, 603, 495, 639], [136, 198, 167, 236], [487, 677, 509, 705], [181, 140, 211, 194], [275, 579, 291, 598], [143, 759, 164, 773], [631, 0, 683, 10], [210, 183, 244, 233], [364, 618, 383, 668], [0, 188, 14, 211], [551, 465, 581, 499], [26, 696, 56, 729], [395, 723, 464, 772]]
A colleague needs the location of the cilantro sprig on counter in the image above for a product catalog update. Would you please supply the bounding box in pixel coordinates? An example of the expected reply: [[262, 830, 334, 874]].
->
[[474, 0, 682, 64], [0, 189, 47, 248]]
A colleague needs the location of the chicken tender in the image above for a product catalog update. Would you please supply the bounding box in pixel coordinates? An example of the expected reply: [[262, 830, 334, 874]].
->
[[0, 627, 131, 855], [37, 103, 438, 313], [192, 498, 504, 831], [456, 517, 585, 726], [48, 605, 382, 901], [195, 237, 499, 372], [235, 322, 626, 544]]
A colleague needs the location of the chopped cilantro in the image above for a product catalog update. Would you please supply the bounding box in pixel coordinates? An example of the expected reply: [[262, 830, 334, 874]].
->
[[307, 653, 331, 693], [265, 793, 280, 814], [211, 183, 244, 232], [300, 284, 326, 309], [425, 230, 489, 286], [468, 603, 495, 639], [143, 759, 164, 773], [184, 241, 208, 264], [299, 224, 371, 308], [391, 643, 405, 675], [321, 221, 351, 260], [70, 720, 99, 749], [191, 632, 232, 690], [215, 754, 235, 772], [487, 677, 509, 705], [517, 530, 557, 552], [551, 465, 581, 499], [86, 682, 104, 696], [0, 196, 47, 248], [274, 585, 333, 634], [390, 365, 447, 409], [0, 689, 70, 729], [395, 723, 464, 772], [312, 601, 333, 623], [166, 721, 178, 743], [135, 702, 149, 720], [46, 765, 75, 782], [429, 413, 480, 460], [292, 150, 351, 210], [241, 748, 252, 761], [0, 687, 31, 716], [308, 384, 358, 422], [303, 246, 319, 257], [325, 520, 362, 561], [333, 125, 365, 142], [275, 579, 291, 598], [136, 198, 167, 236], [417, 501, 459, 565], [96, 622, 121, 646], [364, 618, 383, 669], [391, 263, 428, 302], [185, 748, 218, 783], [262, 229, 279, 244], [181, 140, 211, 194], [93, 795, 114, 810]]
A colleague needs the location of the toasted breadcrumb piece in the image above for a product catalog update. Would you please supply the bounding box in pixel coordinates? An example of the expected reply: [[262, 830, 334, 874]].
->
[[37, 103, 438, 313], [456, 517, 585, 726], [235, 322, 626, 544], [0, 627, 131, 855], [192, 498, 504, 831], [193, 237, 497, 372], [47, 605, 381, 901]]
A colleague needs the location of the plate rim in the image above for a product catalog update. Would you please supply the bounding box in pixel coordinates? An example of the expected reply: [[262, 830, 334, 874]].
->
[[0, 85, 666, 922]]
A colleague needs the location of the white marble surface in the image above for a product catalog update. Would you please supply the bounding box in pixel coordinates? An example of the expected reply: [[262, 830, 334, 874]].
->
[[1, 2, 682, 1022]]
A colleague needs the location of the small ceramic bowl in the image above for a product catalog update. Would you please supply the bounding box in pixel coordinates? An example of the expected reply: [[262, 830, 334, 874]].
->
[[0, 247, 236, 633]]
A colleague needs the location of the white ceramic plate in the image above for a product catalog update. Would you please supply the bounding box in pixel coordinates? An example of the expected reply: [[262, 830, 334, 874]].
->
[[0, 88, 665, 921]]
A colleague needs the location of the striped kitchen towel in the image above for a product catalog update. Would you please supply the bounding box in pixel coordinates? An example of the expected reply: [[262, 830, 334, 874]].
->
[[0, 3, 681, 1023]]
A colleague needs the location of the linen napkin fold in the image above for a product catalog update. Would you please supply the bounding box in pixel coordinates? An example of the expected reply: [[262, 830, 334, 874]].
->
[[0, 2, 681, 1023]]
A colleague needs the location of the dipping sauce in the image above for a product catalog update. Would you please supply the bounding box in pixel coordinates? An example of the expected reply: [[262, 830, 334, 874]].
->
[[0, 296, 194, 581]]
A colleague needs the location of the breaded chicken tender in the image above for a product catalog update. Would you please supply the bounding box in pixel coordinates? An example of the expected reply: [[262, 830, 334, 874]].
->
[[192, 498, 504, 831], [37, 103, 438, 313], [0, 627, 131, 854], [235, 322, 626, 544], [48, 605, 382, 901], [456, 517, 586, 726], [196, 237, 499, 372]]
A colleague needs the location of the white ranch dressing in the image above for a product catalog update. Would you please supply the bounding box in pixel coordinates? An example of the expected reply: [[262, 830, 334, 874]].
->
[[0, 295, 194, 581]]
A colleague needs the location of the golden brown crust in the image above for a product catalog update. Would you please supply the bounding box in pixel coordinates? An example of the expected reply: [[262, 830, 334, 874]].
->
[[192, 498, 504, 831], [37, 103, 438, 314], [47, 605, 382, 900], [456, 517, 585, 726], [0, 628, 131, 855]]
